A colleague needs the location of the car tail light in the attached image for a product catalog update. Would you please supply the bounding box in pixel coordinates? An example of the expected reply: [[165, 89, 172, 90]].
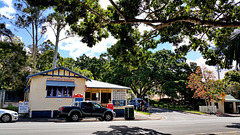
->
[[61, 107, 64, 111]]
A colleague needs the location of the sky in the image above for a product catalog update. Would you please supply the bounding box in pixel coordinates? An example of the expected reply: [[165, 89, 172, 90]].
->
[[0, 0, 232, 79]]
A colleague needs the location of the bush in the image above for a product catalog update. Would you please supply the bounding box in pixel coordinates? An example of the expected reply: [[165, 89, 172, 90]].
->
[[3, 103, 18, 112]]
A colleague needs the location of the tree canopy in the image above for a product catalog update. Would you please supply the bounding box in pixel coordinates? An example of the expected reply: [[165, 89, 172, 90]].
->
[[26, 0, 240, 57]]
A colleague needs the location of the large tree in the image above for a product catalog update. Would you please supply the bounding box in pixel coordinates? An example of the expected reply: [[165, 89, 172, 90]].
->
[[224, 70, 240, 99], [46, 12, 74, 68], [0, 40, 29, 106], [187, 66, 224, 105], [14, 0, 47, 70], [27, 0, 240, 58]]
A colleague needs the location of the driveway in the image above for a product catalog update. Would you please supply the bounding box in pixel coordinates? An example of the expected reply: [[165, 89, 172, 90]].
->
[[149, 107, 224, 120]]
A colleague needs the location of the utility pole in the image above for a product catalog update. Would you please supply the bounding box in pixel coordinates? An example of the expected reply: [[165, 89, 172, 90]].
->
[[216, 64, 220, 80]]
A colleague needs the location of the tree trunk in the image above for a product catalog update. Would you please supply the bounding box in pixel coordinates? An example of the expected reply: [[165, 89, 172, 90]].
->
[[52, 28, 60, 68], [32, 22, 36, 70], [34, 20, 38, 70]]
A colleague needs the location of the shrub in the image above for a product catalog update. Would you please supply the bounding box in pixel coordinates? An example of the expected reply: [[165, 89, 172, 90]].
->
[[3, 103, 18, 112]]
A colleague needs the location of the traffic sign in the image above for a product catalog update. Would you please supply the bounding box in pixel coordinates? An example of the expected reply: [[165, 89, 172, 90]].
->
[[220, 92, 226, 99]]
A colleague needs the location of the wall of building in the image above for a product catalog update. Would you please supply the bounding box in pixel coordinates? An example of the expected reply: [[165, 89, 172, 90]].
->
[[28, 71, 86, 112]]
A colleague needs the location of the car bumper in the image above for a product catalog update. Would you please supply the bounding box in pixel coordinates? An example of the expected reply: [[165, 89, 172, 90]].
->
[[11, 114, 18, 121]]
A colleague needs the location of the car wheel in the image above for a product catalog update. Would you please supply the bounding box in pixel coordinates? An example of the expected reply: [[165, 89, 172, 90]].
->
[[1, 114, 11, 123], [69, 113, 80, 122], [104, 113, 113, 121]]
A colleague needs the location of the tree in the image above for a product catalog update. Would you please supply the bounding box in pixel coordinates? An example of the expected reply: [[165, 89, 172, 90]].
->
[[0, 23, 14, 42], [46, 12, 74, 68], [75, 54, 108, 80], [14, 0, 47, 70], [187, 66, 223, 105], [224, 70, 240, 99], [0, 40, 29, 106], [36, 50, 63, 71], [205, 30, 240, 70], [27, 0, 240, 59]]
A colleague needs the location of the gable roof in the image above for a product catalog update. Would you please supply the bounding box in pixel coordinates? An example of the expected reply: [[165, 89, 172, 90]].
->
[[25, 67, 91, 86], [86, 80, 130, 89]]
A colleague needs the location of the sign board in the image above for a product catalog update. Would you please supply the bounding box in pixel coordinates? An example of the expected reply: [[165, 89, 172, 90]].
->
[[47, 78, 74, 82], [220, 92, 226, 99], [18, 101, 29, 113], [113, 100, 126, 106], [113, 90, 126, 100]]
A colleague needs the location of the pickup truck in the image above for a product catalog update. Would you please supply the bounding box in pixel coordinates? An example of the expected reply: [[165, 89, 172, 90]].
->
[[57, 101, 116, 122]]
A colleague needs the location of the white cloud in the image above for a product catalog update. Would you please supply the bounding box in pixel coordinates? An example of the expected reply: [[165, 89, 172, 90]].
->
[[99, 0, 117, 10], [186, 57, 235, 80], [44, 23, 117, 59], [0, 0, 15, 19]]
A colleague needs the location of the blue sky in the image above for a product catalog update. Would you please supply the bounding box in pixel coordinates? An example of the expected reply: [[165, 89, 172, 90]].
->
[[1, 0, 228, 79]]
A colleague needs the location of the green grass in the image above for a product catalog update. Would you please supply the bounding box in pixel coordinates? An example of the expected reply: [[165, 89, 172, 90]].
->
[[135, 110, 152, 115]]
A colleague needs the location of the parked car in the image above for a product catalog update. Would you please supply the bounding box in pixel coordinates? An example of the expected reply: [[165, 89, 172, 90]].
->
[[0, 109, 18, 123], [129, 98, 149, 111], [58, 101, 116, 122]]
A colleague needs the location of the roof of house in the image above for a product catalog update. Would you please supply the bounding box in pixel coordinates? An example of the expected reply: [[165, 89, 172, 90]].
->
[[86, 80, 130, 89], [221, 95, 240, 102], [25, 67, 91, 86]]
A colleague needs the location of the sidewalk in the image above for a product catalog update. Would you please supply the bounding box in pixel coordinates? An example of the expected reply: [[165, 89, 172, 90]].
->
[[18, 111, 163, 122]]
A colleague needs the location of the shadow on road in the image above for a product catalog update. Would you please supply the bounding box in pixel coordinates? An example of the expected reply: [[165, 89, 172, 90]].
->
[[149, 107, 174, 113], [226, 123, 240, 129], [92, 125, 171, 135]]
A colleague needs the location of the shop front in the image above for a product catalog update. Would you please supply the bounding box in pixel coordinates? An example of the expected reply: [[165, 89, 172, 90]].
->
[[86, 80, 130, 117], [24, 67, 90, 118], [24, 67, 130, 118]]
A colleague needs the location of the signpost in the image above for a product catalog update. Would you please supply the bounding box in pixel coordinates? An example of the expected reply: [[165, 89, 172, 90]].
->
[[145, 95, 150, 117], [18, 101, 29, 113]]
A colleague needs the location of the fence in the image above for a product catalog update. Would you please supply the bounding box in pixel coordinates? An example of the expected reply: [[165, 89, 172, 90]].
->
[[199, 106, 217, 114]]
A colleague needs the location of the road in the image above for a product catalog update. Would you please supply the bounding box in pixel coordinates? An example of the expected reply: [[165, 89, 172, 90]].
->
[[0, 108, 239, 135]]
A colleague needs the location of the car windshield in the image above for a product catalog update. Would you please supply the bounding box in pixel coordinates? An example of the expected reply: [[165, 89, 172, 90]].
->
[[70, 102, 80, 106]]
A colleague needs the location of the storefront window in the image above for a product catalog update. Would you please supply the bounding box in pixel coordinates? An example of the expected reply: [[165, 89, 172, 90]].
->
[[85, 92, 90, 100], [46, 86, 73, 98]]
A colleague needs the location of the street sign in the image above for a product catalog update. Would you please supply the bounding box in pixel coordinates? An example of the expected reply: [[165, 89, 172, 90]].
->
[[18, 101, 29, 113], [220, 92, 226, 99], [221, 99, 225, 102]]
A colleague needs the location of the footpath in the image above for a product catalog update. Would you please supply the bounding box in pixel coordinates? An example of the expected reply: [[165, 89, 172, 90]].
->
[[18, 111, 163, 122]]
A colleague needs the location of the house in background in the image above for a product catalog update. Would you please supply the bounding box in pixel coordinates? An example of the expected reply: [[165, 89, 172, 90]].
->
[[24, 67, 129, 118], [215, 95, 240, 114]]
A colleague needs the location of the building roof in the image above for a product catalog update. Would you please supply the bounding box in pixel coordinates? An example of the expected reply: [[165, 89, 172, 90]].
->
[[86, 80, 130, 89], [25, 67, 91, 86], [221, 95, 240, 102]]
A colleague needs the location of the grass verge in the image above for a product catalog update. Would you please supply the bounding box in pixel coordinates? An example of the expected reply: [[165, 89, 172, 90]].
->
[[135, 110, 152, 115]]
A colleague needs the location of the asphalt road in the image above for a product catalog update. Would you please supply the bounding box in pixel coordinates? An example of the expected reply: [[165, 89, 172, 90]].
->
[[0, 108, 239, 135]]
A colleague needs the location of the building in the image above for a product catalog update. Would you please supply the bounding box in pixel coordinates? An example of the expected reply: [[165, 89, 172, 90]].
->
[[86, 80, 130, 116], [215, 95, 240, 114], [24, 67, 130, 118]]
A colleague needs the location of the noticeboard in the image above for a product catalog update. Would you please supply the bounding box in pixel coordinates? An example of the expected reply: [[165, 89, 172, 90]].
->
[[113, 100, 126, 106], [18, 101, 29, 113]]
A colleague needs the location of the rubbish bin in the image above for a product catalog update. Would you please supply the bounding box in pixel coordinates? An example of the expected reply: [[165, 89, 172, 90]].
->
[[125, 105, 134, 120]]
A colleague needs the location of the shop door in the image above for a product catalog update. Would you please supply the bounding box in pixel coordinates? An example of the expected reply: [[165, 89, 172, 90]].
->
[[101, 93, 111, 103], [224, 102, 233, 113]]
